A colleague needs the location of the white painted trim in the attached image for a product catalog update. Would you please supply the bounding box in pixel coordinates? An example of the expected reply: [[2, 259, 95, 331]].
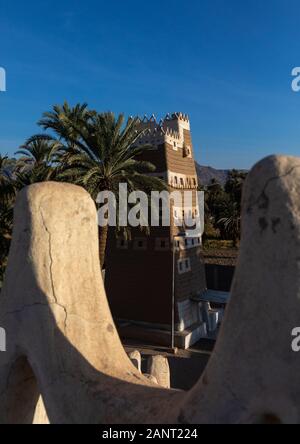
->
[[167, 170, 198, 189]]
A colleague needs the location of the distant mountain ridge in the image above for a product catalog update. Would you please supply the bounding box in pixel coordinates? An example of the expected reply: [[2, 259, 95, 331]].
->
[[195, 163, 230, 186]]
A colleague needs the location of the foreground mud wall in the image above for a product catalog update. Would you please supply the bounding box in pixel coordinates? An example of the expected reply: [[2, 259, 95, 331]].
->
[[1, 155, 300, 424]]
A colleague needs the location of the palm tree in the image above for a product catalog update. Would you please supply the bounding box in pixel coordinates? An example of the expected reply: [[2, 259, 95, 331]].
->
[[206, 179, 227, 227], [0, 199, 13, 286], [0, 155, 15, 286], [218, 200, 241, 247], [0, 137, 62, 286], [0, 155, 14, 195], [15, 134, 62, 179], [225, 169, 247, 208], [38, 103, 166, 267]]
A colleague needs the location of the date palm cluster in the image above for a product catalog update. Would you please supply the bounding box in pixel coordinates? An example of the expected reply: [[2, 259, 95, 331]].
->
[[0, 102, 166, 284]]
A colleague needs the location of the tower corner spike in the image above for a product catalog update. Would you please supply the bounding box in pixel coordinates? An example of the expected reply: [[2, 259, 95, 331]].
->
[[170, 112, 190, 122], [150, 114, 157, 123]]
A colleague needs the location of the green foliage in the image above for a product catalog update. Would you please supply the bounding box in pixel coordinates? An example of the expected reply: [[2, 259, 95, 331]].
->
[[0, 155, 15, 285], [225, 169, 247, 205], [204, 170, 247, 248], [38, 104, 167, 265], [202, 217, 220, 241], [39, 105, 166, 200], [0, 102, 167, 276]]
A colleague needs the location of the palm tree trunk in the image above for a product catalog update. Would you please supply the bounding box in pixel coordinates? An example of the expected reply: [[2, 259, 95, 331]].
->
[[98, 225, 108, 269]]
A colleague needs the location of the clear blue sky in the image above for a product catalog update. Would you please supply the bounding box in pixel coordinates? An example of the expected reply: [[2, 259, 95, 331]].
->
[[0, 0, 300, 169]]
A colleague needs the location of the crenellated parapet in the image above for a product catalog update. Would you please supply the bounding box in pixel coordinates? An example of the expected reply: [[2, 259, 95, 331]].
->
[[134, 113, 191, 150]]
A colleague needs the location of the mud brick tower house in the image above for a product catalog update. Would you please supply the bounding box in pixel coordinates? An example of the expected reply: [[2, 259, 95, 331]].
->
[[105, 113, 208, 348]]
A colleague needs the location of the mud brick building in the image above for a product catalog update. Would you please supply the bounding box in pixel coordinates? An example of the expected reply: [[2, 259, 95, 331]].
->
[[105, 113, 217, 348]]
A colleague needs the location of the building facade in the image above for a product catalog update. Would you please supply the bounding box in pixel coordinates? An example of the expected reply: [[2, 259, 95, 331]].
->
[[105, 113, 215, 348]]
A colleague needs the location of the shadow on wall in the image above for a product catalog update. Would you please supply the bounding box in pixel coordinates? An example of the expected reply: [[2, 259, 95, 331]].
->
[[140, 354, 210, 391], [0, 182, 184, 424], [0, 292, 185, 424], [168, 356, 210, 391]]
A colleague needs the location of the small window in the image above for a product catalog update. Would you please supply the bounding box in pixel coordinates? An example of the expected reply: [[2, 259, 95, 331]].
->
[[155, 237, 169, 251], [193, 178, 197, 187], [187, 258, 191, 270], [174, 176, 178, 184], [177, 258, 191, 274], [134, 238, 147, 250], [117, 238, 128, 250], [185, 239, 188, 246], [180, 178, 184, 186]]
